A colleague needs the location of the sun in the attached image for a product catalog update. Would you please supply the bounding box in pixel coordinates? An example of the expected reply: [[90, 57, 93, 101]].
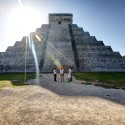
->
[[7, 6, 42, 41]]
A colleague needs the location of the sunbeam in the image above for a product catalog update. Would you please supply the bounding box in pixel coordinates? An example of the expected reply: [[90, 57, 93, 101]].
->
[[17, 0, 23, 7], [24, 36, 28, 83], [29, 35, 40, 84]]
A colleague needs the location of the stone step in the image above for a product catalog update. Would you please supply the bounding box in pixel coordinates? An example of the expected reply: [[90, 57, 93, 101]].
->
[[76, 46, 113, 52], [75, 40, 104, 46], [77, 52, 121, 58]]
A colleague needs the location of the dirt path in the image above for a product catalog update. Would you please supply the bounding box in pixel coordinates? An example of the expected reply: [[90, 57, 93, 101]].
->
[[0, 73, 125, 125]]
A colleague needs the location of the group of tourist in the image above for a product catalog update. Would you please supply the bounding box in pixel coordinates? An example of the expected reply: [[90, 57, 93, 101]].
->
[[53, 66, 72, 82]]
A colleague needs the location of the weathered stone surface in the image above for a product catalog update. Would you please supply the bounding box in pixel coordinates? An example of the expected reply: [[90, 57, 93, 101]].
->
[[49, 13, 73, 24], [0, 13, 125, 72]]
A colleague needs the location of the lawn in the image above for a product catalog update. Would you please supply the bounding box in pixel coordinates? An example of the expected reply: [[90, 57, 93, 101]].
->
[[0, 73, 36, 90], [73, 72, 125, 88]]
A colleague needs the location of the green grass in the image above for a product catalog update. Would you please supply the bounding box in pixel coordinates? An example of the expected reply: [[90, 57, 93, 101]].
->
[[0, 81, 13, 89], [73, 72, 125, 88], [0, 73, 36, 90], [0, 73, 36, 81]]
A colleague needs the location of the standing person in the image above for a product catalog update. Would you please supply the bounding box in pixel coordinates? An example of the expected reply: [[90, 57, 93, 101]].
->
[[67, 72, 71, 82], [68, 66, 72, 82], [53, 67, 57, 82], [60, 66, 64, 82]]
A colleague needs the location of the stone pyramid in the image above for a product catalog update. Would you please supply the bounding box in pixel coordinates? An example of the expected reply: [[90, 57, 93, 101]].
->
[[0, 13, 125, 72]]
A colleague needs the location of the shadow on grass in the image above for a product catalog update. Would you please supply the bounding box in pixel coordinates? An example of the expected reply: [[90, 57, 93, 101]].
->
[[94, 84, 120, 89], [80, 82, 124, 89], [11, 80, 29, 86]]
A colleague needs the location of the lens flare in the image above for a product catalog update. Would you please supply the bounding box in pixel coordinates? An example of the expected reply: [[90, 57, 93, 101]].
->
[[35, 34, 41, 42], [51, 55, 62, 69]]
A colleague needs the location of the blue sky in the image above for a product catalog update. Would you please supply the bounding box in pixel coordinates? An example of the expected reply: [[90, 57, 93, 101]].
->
[[0, 0, 125, 56]]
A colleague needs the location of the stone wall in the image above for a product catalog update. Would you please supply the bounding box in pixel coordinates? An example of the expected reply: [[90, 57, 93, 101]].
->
[[70, 24, 125, 71]]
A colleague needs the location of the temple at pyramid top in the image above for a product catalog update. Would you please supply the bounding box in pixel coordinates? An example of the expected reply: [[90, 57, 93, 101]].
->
[[49, 13, 73, 24]]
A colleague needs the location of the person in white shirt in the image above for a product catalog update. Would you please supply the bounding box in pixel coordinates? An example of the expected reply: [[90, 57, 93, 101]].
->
[[68, 67, 72, 82], [53, 68, 57, 82], [68, 72, 71, 82]]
